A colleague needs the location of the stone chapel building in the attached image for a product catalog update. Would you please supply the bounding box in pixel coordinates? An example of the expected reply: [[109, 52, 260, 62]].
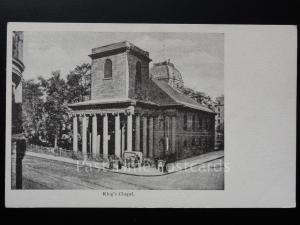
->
[[69, 41, 215, 160]]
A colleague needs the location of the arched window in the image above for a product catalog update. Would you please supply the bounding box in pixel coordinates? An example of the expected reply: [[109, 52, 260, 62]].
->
[[135, 62, 142, 92], [183, 114, 188, 131], [104, 59, 112, 79]]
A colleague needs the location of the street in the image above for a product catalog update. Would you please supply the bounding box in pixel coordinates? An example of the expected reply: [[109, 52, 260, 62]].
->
[[11, 154, 224, 190]]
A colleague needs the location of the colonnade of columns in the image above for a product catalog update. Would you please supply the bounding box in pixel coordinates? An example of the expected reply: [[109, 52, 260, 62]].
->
[[72, 110, 177, 159], [72, 112, 127, 159]]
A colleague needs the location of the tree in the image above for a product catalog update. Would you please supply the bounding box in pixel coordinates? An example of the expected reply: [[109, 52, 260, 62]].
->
[[180, 86, 216, 110], [39, 71, 70, 148], [22, 79, 45, 143], [66, 63, 91, 103]]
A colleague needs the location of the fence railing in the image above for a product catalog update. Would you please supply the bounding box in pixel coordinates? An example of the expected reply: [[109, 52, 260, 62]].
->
[[27, 144, 111, 163]]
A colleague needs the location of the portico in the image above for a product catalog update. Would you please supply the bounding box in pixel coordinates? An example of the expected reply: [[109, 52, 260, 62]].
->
[[69, 100, 162, 159]]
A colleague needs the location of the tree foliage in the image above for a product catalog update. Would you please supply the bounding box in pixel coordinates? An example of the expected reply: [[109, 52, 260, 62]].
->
[[22, 63, 91, 148], [180, 86, 216, 110], [66, 63, 91, 103], [22, 79, 44, 138], [39, 71, 70, 147]]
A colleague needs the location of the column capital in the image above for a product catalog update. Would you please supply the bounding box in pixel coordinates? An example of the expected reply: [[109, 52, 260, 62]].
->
[[79, 113, 86, 117], [140, 113, 149, 117], [125, 106, 134, 115]]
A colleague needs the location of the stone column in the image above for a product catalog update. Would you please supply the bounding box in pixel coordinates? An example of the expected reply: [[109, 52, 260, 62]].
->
[[73, 115, 78, 152], [127, 113, 133, 151], [115, 113, 121, 158], [92, 114, 97, 157], [153, 116, 159, 158], [121, 124, 125, 155], [103, 113, 108, 157], [165, 116, 169, 155], [148, 117, 154, 158], [82, 114, 87, 158], [135, 115, 140, 151], [171, 116, 176, 154], [142, 116, 147, 157]]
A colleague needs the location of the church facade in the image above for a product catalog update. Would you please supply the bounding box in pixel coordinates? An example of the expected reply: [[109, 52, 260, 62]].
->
[[69, 41, 215, 161]]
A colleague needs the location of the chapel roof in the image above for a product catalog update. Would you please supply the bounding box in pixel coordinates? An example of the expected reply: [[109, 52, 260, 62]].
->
[[89, 41, 151, 61], [151, 78, 215, 113]]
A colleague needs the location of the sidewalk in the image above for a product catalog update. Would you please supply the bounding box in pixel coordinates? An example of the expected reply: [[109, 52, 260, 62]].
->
[[25, 150, 224, 177]]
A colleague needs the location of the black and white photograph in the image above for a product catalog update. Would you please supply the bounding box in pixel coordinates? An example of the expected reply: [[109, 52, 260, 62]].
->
[[11, 31, 224, 190], [5, 23, 296, 208]]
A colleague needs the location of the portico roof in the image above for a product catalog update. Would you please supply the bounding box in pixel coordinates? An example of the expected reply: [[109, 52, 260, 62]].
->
[[68, 98, 158, 109]]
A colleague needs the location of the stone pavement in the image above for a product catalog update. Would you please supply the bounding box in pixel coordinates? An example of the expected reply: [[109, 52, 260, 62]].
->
[[25, 150, 224, 177]]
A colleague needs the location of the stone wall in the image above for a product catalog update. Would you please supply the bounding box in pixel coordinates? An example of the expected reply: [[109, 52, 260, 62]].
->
[[174, 110, 215, 159], [150, 109, 215, 160], [127, 52, 149, 100], [91, 52, 127, 100]]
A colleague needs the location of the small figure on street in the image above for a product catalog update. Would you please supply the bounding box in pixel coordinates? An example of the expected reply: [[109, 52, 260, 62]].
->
[[163, 160, 168, 173], [108, 156, 113, 169], [134, 155, 139, 168], [126, 157, 130, 168], [118, 158, 122, 170]]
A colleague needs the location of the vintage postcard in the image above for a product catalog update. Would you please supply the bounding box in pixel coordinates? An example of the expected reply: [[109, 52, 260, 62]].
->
[[5, 23, 296, 207]]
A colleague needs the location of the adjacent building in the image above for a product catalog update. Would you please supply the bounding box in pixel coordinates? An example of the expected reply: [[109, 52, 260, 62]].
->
[[69, 41, 215, 161], [12, 31, 25, 135], [214, 95, 224, 149]]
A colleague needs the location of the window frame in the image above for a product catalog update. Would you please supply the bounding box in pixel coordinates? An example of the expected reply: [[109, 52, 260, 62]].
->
[[183, 114, 188, 131], [104, 59, 112, 79], [135, 61, 142, 92]]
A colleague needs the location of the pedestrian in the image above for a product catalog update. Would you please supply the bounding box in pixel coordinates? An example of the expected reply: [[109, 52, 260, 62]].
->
[[109, 156, 113, 169], [118, 159, 122, 170], [163, 159, 168, 173]]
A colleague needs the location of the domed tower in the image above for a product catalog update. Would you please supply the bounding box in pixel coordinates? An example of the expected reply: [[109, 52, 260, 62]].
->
[[150, 60, 184, 90]]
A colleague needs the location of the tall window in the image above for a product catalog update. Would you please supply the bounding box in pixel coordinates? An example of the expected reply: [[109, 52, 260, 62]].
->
[[198, 137, 202, 146], [207, 118, 210, 130], [159, 118, 164, 130], [183, 140, 187, 148], [192, 115, 196, 131], [183, 114, 188, 131], [104, 59, 112, 79], [192, 138, 196, 146], [135, 62, 142, 92], [198, 117, 202, 130]]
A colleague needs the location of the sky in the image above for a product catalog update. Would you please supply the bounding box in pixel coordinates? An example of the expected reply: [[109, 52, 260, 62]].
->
[[23, 31, 224, 98]]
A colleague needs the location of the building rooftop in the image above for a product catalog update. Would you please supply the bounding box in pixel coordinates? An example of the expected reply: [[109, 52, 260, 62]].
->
[[151, 78, 215, 113], [90, 41, 151, 61]]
